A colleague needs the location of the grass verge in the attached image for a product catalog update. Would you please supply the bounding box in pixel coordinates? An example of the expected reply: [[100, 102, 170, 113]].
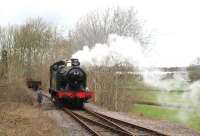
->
[[133, 104, 200, 131], [0, 102, 62, 136]]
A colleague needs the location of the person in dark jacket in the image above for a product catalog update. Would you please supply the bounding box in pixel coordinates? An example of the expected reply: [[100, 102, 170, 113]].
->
[[36, 87, 43, 107]]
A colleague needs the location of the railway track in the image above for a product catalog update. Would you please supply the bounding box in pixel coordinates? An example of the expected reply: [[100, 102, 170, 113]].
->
[[42, 93, 168, 136], [84, 108, 168, 136], [64, 108, 130, 136]]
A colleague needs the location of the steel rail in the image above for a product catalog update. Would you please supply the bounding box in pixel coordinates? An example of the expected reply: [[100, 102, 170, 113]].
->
[[63, 108, 102, 136], [84, 108, 135, 136], [92, 110, 169, 136], [71, 110, 133, 136], [42, 93, 101, 135]]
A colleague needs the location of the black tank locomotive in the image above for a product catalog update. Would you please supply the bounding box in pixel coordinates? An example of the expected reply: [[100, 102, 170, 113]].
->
[[49, 59, 93, 108]]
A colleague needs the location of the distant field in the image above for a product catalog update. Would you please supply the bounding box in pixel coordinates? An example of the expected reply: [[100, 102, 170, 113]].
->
[[131, 89, 191, 105], [126, 80, 189, 104]]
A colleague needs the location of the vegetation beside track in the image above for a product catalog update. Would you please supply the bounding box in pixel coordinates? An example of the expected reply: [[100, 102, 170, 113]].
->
[[0, 80, 63, 136], [0, 102, 62, 136]]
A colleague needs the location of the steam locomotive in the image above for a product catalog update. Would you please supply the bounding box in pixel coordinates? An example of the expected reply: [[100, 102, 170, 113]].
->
[[49, 59, 93, 108]]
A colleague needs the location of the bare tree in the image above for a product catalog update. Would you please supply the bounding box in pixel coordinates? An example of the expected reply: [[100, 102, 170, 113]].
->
[[12, 18, 57, 79], [0, 26, 16, 80], [0, 18, 73, 84], [69, 7, 150, 50]]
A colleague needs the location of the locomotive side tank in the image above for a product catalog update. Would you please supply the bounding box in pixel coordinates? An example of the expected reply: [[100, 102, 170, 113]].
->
[[49, 59, 93, 108]]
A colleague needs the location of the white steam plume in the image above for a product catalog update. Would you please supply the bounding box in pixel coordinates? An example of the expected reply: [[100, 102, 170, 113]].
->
[[71, 34, 200, 123], [72, 34, 145, 67], [142, 71, 190, 91]]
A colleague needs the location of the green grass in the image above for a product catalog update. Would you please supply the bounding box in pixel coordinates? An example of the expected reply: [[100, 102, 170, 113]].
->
[[132, 89, 190, 104], [133, 104, 179, 122], [125, 78, 200, 131], [133, 104, 200, 131]]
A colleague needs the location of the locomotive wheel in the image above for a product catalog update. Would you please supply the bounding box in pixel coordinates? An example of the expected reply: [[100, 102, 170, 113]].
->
[[52, 96, 63, 108]]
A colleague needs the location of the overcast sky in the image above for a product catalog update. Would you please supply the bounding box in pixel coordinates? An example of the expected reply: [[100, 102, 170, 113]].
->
[[0, 0, 200, 67]]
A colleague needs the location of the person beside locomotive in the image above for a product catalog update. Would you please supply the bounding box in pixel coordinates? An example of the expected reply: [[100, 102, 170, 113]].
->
[[36, 86, 43, 107]]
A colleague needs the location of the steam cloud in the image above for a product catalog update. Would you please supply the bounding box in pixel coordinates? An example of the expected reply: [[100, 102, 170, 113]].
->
[[72, 34, 200, 123], [72, 34, 144, 67]]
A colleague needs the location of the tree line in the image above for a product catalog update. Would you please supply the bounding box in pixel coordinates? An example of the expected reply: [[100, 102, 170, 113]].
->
[[0, 7, 150, 91]]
